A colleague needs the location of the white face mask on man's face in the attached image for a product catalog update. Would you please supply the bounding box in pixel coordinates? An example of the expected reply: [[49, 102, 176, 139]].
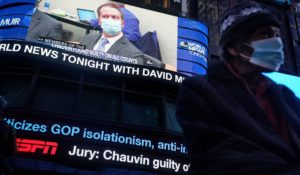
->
[[101, 19, 122, 37], [240, 37, 284, 71]]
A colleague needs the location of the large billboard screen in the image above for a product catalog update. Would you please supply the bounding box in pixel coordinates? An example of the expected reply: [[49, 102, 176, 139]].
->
[[0, 0, 193, 173], [0, 0, 208, 76]]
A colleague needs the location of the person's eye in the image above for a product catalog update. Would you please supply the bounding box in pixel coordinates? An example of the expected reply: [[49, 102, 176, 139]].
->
[[259, 33, 269, 39], [112, 16, 119, 20]]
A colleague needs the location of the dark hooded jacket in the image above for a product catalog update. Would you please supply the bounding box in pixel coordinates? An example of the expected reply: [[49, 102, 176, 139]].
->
[[176, 60, 300, 175]]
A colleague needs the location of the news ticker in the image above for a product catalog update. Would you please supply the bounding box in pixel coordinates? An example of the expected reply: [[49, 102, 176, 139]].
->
[[5, 114, 189, 174], [0, 41, 186, 84], [16, 137, 190, 174]]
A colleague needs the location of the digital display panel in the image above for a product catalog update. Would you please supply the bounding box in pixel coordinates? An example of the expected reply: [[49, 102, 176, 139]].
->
[[0, 0, 35, 40], [264, 72, 300, 98], [177, 17, 208, 76], [0, 0, 208, 75], [0, 1, 193, 172], [4, 113, 190, 174]]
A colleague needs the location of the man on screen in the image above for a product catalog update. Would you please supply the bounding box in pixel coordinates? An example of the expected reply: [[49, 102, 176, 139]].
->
[[26, 0, 63, 42], [80, 2, 146, 65]]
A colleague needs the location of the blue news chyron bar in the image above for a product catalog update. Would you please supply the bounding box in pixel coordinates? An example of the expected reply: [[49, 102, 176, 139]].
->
[[177, 17, 208, 76], [0, 0, 35, 40]]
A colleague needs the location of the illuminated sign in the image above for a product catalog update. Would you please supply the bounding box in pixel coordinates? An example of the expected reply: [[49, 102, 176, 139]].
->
[[0, 41, 186, 84], [16, 138, 58, 155], [0, 0, 187, 72], [5, 114, 190, 174], [0, 0, 35, 40], [68, 145, 100, 160], [179, 40, 207, 57], [101, 149, 185, 173], [177, 17, 209, 76], [0, 17, 21, 27]]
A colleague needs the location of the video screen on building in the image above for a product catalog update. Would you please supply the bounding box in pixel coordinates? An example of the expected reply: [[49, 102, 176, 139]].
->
[[0, 0, 193, 174], [0, 0, 208, 76], [264, 72, 300, 98]]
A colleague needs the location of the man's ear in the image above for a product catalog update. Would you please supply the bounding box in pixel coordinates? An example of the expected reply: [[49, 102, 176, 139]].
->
[[98, 18, 102, 26], [121, 19, 125, 28]]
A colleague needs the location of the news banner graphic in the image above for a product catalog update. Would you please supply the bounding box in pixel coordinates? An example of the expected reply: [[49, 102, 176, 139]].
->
[[177, 17, 209, 76], [0, 41, 186, 84], [5, 115, 190, 174], [0, 0, 35, 40]]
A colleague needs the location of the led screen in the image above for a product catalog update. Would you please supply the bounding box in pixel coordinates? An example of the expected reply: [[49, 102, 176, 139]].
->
[[0, 0, 35, 40], [264, 72, 300, 98], [0, 0, 208, 75]]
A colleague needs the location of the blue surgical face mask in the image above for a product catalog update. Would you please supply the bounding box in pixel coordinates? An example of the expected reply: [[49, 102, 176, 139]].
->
[[101, 19, 122, 37], [249, 37, 284, 71]]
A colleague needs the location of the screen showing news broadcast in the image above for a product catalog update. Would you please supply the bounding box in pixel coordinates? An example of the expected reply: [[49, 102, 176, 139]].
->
[[0, 0, 208, 76]]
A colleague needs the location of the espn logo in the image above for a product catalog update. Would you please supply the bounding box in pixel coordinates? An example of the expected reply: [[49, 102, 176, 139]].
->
[[16, 138, 58, 155]]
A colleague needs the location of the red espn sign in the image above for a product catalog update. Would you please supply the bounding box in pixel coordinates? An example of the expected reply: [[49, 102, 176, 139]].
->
[[16, 138, 58, 155]]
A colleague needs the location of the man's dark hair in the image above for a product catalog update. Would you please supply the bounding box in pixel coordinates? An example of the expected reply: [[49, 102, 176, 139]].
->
[[97, 2, 124, 19]]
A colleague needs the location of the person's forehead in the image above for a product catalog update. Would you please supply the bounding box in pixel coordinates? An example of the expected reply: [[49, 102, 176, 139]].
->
[[254, 25, 280, 33], [100, 6, 121, 15]]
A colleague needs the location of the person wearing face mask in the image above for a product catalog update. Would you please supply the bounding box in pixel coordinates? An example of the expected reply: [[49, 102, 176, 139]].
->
[[176, 1, 300, 175], [80, 2, 146, 65]]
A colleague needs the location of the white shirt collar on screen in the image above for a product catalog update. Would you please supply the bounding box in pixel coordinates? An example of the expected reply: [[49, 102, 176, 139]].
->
[[94, 33, 123, 52]]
